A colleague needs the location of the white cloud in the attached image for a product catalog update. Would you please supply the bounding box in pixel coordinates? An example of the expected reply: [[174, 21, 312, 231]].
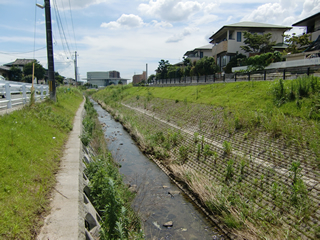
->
[[240, 0, 320, 26], [101, 14, 144, 29], [166, 27, 198, 42], [241, 3, 288, 24], [193, 14, 219, 26], [58, 0, 111, 10], [150, 20, 173, 28], [299, 0, 320, 19], [204, 2, 220, 13], [139, 0, 203, 22]]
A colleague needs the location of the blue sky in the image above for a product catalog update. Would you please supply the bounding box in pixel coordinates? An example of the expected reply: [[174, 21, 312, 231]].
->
[[0, 0, 319, 81]]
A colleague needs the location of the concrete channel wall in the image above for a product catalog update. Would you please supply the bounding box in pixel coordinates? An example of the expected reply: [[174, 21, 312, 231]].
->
[[37, 100, 102, 240]]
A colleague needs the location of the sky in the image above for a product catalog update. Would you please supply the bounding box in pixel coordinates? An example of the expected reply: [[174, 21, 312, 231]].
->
[[0, 0, 320, 82]]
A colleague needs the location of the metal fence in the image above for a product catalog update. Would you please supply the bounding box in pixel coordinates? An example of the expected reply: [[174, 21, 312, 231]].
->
[[148, 66, 320, 87], [0, 80, 49, 111]]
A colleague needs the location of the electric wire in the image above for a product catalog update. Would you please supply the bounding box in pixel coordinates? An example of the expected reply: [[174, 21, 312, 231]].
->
[[52, 0, 70, 59], [52, 0, 72, 60], [59, 0, 73, 57], [68, 0, 77, 51], [0, 47, 47, 56]]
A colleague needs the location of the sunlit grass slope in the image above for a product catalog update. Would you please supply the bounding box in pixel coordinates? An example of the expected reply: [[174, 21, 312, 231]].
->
[[0, 87, 83, 239]]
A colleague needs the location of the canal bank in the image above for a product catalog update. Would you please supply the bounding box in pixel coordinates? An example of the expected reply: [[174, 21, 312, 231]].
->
[[92, 99, 225, 239]]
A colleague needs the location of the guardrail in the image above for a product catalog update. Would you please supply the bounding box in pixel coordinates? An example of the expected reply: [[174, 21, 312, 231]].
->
[[148, 66, 320, 87], [0, 80, 49, 111]]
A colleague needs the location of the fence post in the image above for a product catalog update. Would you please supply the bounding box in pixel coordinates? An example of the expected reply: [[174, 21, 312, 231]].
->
[[235, 73, 237, 82], [248, 72, 250, 81], [22, 84, 27, 104], [40, 86, 44, 100], [264, 70, 266, 80], [283, 69, 286, 80], [213, 73, 215, 82], [5, 83, 12, 109], [307, 67, 310, 76]]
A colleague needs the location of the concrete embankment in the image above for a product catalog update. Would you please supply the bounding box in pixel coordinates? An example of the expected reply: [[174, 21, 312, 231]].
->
[[37, 99, 101, 240]]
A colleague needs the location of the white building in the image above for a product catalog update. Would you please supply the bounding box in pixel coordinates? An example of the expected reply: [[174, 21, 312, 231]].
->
[[86, 71, 128, 87]]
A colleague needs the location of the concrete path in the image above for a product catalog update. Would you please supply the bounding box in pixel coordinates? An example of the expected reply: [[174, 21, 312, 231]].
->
[[37, 98, 85, 240]]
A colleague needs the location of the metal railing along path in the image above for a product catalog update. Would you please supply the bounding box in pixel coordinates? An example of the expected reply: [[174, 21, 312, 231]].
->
[[0, 80, 49, 112]]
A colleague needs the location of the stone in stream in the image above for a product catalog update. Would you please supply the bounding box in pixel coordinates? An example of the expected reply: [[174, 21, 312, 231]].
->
[[163, 221, 173, 228], [128, 184, 138, 193], [120, 143, 123, 145], [168, 190, 180, 198]]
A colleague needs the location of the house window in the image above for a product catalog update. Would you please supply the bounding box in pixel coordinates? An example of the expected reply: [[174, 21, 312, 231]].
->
[[200, 52, 203, 58], [222, 55, 228, 66], [229, 31, 234, 40], [237, 32, 242, 42]]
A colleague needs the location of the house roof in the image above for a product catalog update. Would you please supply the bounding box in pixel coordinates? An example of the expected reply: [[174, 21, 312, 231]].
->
[[209, 21, 292, 41], [293, 12, 320, 27], [0, 66, 10, 71], [184, 44, 213, 56], [4, 59, 35, 67]]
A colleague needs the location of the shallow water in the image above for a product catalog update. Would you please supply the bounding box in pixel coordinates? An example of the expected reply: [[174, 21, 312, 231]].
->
[[92, 100, 224, 240]]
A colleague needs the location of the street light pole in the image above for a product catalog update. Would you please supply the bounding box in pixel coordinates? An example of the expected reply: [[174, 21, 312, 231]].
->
[[44, 0, 56, 101]]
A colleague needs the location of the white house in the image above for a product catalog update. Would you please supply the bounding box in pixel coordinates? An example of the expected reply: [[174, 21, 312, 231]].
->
[[209, 22, 292, 70]]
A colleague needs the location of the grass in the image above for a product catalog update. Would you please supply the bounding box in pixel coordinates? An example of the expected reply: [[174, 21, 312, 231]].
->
[[115, 78, 319, 120], [0, 87, 83, 239], [92, 78, 320, 239]]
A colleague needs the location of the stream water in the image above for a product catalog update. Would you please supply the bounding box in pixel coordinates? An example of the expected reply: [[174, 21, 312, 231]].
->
[[93, 100, 224, 240]]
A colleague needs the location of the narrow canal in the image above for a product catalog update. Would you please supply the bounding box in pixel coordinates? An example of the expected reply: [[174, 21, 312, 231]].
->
[[92, 100, 224, 240]]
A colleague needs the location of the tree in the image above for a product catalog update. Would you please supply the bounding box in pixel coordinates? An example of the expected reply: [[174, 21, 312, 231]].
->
[[240, 32, 276, 54], [183, 57, 192, 77], [147, 74, 155, 83], [246, 51, 282, 71], [9, 66, 22, 81], [224, 53, 247, 73], [194, 57, 218, 77], [23, 61, 45, 82], [55, 72, 65, 85], [283, 33, 312, 54], [156, 59, 170, 79]]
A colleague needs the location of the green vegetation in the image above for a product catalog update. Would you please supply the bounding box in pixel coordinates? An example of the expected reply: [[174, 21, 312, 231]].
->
[[155, 57, 219, 81], [0, 87, 83, 239], [82, 97, 143, 239], [240, 31, 276, 54], [92, 76, 320, 239]]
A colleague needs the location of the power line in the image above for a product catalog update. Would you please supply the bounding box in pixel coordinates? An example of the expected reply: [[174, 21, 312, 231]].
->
[[59, 0, 73, 57], [52, 0, 72, 59], [68, 0, 77, 51], [0, 47, 47, 55]]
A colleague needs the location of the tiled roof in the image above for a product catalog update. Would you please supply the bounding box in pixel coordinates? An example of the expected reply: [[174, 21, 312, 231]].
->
[[224, 22, 291, 29], [209, 22, 292, 40], [4, 59, 35, 66], [0, 66, 10, 71]]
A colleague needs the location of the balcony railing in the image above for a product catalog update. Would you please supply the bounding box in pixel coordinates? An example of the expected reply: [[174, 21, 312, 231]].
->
[[212, 41, 228, 56]]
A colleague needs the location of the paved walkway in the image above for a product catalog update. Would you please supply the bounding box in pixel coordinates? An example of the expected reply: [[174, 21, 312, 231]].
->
[[37, 98, 85, 240]]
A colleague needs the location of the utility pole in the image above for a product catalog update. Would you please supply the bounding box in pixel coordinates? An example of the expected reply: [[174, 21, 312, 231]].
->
[[44, 0, 56, 101], [146, 63, 148, 84], [74, 51, 78, 85]]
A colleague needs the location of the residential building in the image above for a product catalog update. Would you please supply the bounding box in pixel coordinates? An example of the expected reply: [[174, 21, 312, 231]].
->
[[209, 22, 292, 70], [183, 44, 213, 62], [132, 71, 146, 84], [86, 71, 128, 87], [293, 12, 320, 41], [3, 59, 35, 71], [0, 66, 10, 79]]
